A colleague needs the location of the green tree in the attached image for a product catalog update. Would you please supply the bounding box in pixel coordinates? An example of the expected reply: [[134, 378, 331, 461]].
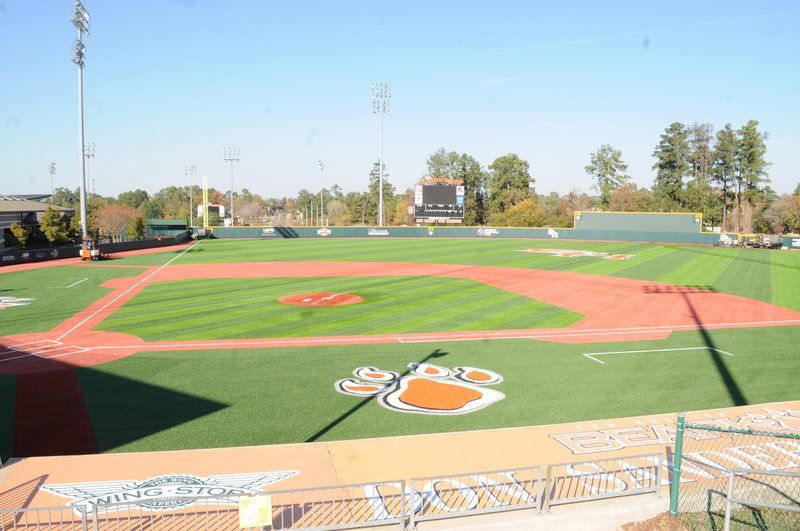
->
[[39, 206, 69, 245], [9, 223, 28, 247], [117, 189, 150, 209], [688, 123, 715, 183], [712, 124, 737, 230], [51, 187, 79, 209], [487, 153, 533, 215], [425, 149, 488, 225], [139, 199, 165, 219], [734, 119, 770, 231], [127, 212, 147, 239], [368, 161, 395, 225], [503, 198, 547, 227], [584, 144, 630, 209], [652, 122, 690, 208], [795, 183, 800, 196]]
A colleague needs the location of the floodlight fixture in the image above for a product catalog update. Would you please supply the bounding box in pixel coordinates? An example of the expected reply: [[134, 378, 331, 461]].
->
[[71, 0, 91, 239], [223, 147, 240, 225], [317, 160, 325, 226], [371, 82, 391, 226], [185, 165, 197, 227]]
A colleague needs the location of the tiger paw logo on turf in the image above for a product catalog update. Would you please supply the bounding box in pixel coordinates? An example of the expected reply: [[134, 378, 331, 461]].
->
[[335, 363, 504, 415]]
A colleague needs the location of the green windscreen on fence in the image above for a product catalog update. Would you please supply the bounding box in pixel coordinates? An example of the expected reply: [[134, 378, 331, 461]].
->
[[574, 212, 703, 233]]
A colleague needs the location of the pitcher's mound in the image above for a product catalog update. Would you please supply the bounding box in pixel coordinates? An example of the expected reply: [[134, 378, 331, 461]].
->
[[278, 292, 364, 307]]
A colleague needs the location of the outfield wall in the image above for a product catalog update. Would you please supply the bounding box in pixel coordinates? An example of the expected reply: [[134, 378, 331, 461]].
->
[[784, 235, 800, 249], [0, 232, 191, 267], [211, 225, 737, 245]]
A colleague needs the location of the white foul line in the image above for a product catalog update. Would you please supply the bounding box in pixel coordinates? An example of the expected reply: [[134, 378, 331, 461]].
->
[[583, 346, 734, 365], [64, 277, 89, 288], [55, 241, 200, 341]]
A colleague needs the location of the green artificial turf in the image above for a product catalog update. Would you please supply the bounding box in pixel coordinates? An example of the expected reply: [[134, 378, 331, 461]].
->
[[96, 276, 582, 340], [92, 239, 800, 312], [76, 325, 800, 452], [3, 238, 800, 455], [0, 265, 144, 335]]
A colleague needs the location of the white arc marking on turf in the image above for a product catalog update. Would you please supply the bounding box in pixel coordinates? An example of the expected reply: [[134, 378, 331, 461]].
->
[[582, 346, 734, 365], [55, 241, 200, 341]]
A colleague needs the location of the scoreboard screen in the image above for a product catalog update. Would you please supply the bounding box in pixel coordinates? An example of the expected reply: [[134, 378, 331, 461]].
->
[[414, 184, 464, 220]]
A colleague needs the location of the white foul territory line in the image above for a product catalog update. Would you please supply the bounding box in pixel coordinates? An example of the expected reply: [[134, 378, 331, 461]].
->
[[55, 241, 200, 341], [583, 346, 734, 365], [48, 278, 89, 289]]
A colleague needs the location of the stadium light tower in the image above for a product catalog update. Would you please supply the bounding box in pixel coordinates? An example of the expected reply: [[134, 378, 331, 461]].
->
[[223, 147, 240, 225], [85, 142, 95, 195], [185, 165, 196, 227], [48, 162, 56, 205], [316, 160, 325, 226], [71, 0, 90, 239], [371, 82, 390, 226]]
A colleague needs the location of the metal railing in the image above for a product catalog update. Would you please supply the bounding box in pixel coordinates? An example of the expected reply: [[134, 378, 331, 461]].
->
[[408, 466, 543, 527], [0, 455, 666, 530], [0, 505, 89, 531], [89, 480, 406, 530], [544, 453, 663, 510], [724, 468, 800, 531]]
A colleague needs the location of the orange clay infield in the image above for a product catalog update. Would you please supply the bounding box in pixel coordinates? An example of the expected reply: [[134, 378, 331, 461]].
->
[[278, 292, 364, 306]]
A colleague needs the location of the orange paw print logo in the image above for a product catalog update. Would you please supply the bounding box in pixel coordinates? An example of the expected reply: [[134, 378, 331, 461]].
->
[[335, 363, 504, 415]]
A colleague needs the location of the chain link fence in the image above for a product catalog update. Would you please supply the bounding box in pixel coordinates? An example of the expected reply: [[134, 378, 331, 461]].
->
[[724, 468, 800, 530], [670, 415, 800, 529]]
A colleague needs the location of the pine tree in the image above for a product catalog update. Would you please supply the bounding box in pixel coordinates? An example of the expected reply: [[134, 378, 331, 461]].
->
[[652, 122, 690, 208]]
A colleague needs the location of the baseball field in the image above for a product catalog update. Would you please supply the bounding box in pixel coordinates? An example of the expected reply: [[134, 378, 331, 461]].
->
[[2, 237, 799, 460]]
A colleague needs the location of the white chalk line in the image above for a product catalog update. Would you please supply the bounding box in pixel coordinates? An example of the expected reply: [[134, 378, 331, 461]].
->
[[0, 340, 88, 364], [583, 346, 734, 365], [54, 241, 200, 342], [48, 277, 89, 289]]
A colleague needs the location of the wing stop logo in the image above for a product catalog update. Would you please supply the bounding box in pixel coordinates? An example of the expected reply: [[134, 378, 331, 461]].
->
[[42, 471, 298, 513]]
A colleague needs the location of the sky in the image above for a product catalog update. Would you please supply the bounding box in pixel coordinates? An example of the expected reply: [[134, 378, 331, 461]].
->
[[1, 0, 799, 198]]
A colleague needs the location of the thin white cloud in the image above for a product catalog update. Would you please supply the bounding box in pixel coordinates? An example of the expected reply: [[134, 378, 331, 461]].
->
[[479, 77, 516, 86], [489, 11, 799, 55]]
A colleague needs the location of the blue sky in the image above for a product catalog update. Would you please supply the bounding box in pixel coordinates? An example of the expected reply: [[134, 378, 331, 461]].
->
[[1, 0, 798, 198]]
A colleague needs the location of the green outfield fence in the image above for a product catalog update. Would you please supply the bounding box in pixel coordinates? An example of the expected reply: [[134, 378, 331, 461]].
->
[[669, 414, 800, 529], [209, 225, 739, 245]]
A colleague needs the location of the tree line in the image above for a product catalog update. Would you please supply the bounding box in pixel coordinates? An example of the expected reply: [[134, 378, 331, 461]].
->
[[37, 118, 799, 239]]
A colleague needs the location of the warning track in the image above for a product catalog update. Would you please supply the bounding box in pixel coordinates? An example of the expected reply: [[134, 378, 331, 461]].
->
[[2, 259, 800, 375]]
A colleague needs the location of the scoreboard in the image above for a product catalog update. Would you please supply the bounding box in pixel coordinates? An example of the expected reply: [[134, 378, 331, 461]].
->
[[414, 184, 464, 221]]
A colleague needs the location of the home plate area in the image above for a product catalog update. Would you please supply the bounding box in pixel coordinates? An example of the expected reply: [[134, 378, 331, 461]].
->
[[0, 340, 88, 363]]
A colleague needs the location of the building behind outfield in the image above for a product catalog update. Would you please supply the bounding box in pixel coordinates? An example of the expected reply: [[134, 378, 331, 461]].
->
[[0, 194, 74, 248]]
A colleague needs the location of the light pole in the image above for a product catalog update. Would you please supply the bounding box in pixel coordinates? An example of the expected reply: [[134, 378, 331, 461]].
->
[[71, 0, 90, 240], [223, 147, 239, 225], [48, 163, 56, 205], [317, 160, 325, 226], [371, 82, 390, 226], [85, 142, 95, 195], [185, 165, 196, 227]]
